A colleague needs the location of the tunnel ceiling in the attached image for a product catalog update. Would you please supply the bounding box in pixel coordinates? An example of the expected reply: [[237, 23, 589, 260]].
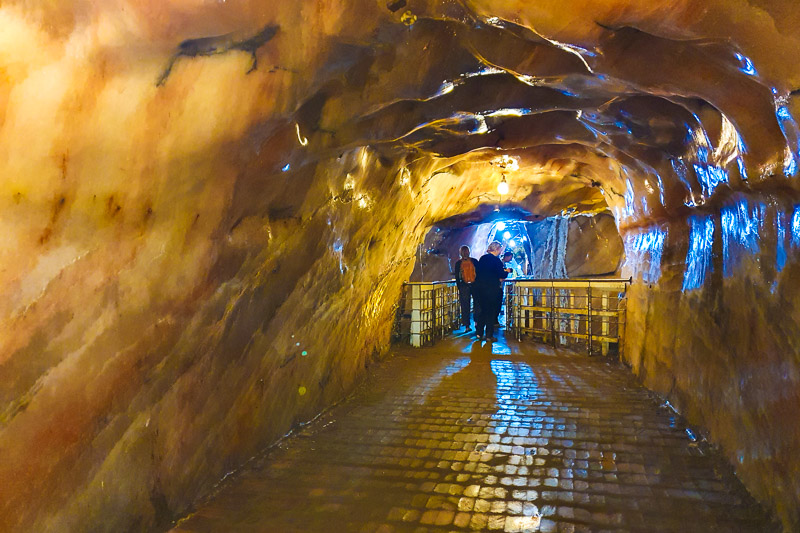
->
[[183, 0, 800, 228], [5, 0, 799, 228]]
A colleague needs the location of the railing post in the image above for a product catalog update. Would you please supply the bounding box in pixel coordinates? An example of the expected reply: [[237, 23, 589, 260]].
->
[[601, 292, 610, 356], [569, 290, 576, 339], [540, 288, 547, 343], [409, 284, 422, 347], [619, 287, 627, 360], [549, 281, 556, 348], [587, 281, 593, 356]]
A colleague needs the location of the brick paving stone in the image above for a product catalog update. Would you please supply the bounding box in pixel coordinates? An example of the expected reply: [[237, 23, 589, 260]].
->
[[170, 336, 780, 533]]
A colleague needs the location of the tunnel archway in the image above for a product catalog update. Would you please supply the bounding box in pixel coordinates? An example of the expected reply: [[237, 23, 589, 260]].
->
[[409, 206, 624, 282], [1, 1, 800, 531]]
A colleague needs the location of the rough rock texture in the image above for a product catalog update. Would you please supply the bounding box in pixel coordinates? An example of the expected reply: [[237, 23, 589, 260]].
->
[[1, 0, 799, 531], [622, 193, 800, 530], [566, 214, 624, 277]]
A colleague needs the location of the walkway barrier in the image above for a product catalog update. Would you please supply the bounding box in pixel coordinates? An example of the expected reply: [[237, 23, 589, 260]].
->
[[504, 278, 631, 356], [393, 281, 460, 347]]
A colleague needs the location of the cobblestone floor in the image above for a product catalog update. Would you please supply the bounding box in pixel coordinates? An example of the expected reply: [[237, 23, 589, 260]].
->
[[171, 334, 778, 533]]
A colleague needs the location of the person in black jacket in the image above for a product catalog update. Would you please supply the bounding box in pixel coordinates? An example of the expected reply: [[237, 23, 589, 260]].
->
[[474, 241, 510, 342], [453, 245, 479, 331]]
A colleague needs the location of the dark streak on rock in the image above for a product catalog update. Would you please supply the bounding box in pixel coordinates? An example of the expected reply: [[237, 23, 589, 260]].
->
[[157, 24, 280, 86], [59, 153, 69, 180], [279, 353, 297, 368], [106, 195, 122, 218], [38, 229, 52, 245], [595, 21, 623, 32], [39, 195, 68, 245], [387, 0, 407, 13]]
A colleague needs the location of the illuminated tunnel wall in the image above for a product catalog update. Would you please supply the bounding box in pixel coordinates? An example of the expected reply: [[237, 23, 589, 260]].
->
[[0, 1, 799, 531]]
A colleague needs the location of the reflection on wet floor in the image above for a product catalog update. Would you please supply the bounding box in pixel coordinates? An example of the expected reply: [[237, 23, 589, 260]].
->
[[171, 332, 777, 533]]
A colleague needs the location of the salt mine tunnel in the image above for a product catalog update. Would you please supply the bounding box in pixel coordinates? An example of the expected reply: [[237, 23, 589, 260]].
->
[[1, 0, 800, 531]]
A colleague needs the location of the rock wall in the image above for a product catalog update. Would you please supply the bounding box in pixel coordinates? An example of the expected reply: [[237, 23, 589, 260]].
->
[[622, 194, 800, 529], [2, 0, 800, 531], [566, 214, 624, 277], [0, 145, 423, 531]]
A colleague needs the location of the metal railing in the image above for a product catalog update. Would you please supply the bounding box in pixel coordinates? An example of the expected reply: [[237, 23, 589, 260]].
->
[[504, 278, 630, 356], [393, 281, 460, 347]]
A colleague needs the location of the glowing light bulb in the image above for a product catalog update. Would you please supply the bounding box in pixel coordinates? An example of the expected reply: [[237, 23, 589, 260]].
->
[[508, 239, 516, 247], [496, 221, 506, 231], [503, 231, 511, 240], [497, 176, 509, 195]]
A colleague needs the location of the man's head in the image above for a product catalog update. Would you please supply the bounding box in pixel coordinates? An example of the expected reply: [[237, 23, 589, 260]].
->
[[502, 251, 513, 262], [459, 245, 471, 259], [487, 241, 504, 256]]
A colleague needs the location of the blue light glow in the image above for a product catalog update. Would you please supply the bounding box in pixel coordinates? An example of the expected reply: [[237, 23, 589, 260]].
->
[[624, 179, 635, 217], [791, 206, 800, 248], [490, 360, 539, 432], [737, 157, 749, 181], [693, 163, 729, 197], [682, 215, 715, 291], [720, 199, 765, 277], [735, 52, 758, 76], [774, 104, 800, 175], [777, 211, 787, 273], [282, 163, 291, 172], [671, 159, 696, 202], [629, 228, 667, 283], [785, 151, 798, 177]]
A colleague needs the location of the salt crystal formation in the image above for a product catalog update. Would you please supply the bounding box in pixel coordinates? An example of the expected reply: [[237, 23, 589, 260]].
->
[[0, 1, 798, 530]]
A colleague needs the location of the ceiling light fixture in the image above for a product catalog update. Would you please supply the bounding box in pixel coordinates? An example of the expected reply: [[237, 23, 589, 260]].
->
[[497, 175, 509, 195]]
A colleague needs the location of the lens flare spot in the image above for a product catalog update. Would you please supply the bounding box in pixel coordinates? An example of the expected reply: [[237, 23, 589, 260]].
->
[[400, 10, 416, 25]]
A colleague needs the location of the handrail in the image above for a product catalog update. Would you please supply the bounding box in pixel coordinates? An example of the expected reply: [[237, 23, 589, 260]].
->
[[405, 277, 632, 285], [393, 281, 460, 347], [506, 277, 632, 283], [504, 278, 629, 357], [394, 277, 630, 355]]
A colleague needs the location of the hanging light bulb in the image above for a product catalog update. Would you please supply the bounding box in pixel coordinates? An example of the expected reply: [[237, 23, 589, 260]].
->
[[496, 221, 506, 231], [497, 175, 509, 195]]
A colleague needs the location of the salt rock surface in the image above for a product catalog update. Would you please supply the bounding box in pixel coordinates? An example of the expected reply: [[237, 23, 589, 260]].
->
[[0, 0, 799, 530]]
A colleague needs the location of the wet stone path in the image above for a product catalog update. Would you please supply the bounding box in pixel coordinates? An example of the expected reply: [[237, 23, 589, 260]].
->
[[172, 335, 777, 533]]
